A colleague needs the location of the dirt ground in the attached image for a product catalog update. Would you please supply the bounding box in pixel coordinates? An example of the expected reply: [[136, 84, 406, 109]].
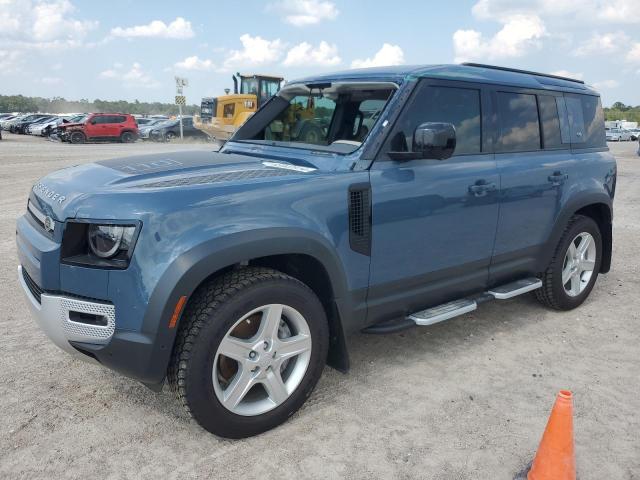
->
[[0, 133, 638, 479]]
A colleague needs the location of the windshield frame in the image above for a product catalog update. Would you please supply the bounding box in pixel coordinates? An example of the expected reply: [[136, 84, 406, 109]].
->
[[230, 81, 398, 155]]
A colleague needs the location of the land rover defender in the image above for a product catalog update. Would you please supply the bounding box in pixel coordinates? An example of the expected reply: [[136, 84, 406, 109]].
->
[[17, 64, 616, 438]]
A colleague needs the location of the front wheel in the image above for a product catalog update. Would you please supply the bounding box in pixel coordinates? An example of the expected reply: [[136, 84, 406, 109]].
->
[[168, 267, 329, 438], [536, 215, 602, 310], [69, 131, 85, 144]]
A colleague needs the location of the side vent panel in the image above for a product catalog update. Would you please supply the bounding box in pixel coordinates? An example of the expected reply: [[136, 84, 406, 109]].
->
[[348, 183, 372, 256]]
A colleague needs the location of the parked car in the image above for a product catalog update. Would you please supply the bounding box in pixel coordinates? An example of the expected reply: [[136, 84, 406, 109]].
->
[[626, 128, 640, 141], [20, 115, 57, 134], [0, 114, 21, 130], [29, 116, 71, 136], [7, 114, 42, 133], [137, 118, 166, 140], [148, 117, 210, 142], [58, 113, 139, 144], [16, 64, 615, 438], [606, 129, 621, 141]]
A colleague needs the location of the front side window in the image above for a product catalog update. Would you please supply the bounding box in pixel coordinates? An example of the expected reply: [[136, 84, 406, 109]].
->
[[241, 78, 259, 95], [386, 84, 482, 155], [497, 92, 541, 152]]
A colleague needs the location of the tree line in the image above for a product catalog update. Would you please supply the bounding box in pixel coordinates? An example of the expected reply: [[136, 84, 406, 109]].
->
[[0, 95, 200, 116], [604, 102, 640, 123]]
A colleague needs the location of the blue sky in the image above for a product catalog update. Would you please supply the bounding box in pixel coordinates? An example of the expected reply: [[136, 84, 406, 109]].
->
[[1, 0, 640, 106]]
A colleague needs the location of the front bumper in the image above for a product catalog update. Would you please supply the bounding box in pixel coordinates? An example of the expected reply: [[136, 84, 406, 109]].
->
[[18, 265, 116, 358]]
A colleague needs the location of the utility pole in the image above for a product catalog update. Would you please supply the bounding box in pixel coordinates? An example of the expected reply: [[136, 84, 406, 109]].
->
[[174, 77, 188, 141]]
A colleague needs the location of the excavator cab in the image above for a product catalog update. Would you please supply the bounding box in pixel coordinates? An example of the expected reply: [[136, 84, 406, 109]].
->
[[198, 73, 284, 140]]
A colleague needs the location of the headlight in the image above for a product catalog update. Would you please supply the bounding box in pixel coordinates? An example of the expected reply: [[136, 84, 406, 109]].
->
[[88, 224, 136, 258], [61, 221, 140, 269]]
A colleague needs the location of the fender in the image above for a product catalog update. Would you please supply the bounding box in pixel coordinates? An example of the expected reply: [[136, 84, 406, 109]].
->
[[541, 191, 613, 272], [86, 228, 353, 385]]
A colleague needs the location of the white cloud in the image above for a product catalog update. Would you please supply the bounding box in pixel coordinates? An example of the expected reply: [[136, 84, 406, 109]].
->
[[0, 0, 97, 49], [470, 0, 640, 24], [40, 76, 62, 85], [453, 15, 545, 63], [99, 63, 160, 88], [283, 41, 341, 66], [593, 79, 620, 89], [550, 70, 584, 80], [174, 55, 215, 71], [627, 44, 640, 63], [0, 49, 22, 74], [351, 44, 404, 68], [110, 17, 194, 39], [573, 32, 629, 56], [268, 0, 338, 26], [598, 1, 640, 24], [223, 34, 285, 70]]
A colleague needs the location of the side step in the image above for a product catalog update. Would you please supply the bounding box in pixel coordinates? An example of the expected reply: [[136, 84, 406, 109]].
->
[[487, 277, 542, 299], [362, 277, 542, 334], [409, 298, 477, 326]]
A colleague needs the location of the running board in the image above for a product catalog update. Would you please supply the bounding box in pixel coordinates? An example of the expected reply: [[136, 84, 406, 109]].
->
[[362, 277, 543, 334], [409, 299, 477, 326], [486, 277, 542, 299]]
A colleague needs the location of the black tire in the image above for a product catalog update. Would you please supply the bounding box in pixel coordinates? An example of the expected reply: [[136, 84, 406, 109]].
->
[[168, 267, 329, 438], [69, 131, 86, 144], [535, 215, 602, 310], [165, 131, 176, 141], [299, 123, 323, 144], [120, 131, 136, 143]]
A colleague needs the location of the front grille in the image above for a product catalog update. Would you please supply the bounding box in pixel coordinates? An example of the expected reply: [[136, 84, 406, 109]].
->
[[22, 267, 43, 303]]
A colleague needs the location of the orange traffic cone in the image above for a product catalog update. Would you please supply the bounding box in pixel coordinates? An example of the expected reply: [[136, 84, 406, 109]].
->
[[527, 390, 576, 480]]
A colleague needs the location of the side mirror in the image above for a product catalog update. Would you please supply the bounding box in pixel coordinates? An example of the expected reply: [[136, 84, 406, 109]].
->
[[413, 122, 456, 160], [388, 122, 456, 161]]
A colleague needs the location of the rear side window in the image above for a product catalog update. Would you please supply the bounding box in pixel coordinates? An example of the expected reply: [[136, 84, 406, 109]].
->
[[538, 95, 563, 149], [114, 115, 126, 123], [387, 84, 482, 155], [496, 92, 540, 152]]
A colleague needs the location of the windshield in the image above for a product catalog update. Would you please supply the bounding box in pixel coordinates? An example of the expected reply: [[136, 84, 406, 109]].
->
[[233, 82, 396, 153]]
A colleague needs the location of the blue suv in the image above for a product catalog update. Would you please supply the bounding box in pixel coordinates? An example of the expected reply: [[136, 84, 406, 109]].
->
[[16, 64, 616, 438]]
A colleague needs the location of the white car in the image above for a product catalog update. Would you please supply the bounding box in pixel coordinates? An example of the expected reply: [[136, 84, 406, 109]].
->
[[606, 129, 621, 141]]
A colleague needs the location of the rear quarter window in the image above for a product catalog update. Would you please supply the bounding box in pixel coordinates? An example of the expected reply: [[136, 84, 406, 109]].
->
[[565, 95, 605, 148]]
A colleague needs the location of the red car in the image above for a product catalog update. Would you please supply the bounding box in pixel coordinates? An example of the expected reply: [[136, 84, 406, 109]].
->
[[59, 113, 139, 144]]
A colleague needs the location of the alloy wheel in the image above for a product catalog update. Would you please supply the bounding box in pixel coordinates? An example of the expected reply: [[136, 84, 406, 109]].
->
[[212, 304, 312, 416]]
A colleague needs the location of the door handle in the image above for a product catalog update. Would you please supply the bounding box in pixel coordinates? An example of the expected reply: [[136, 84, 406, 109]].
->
[[468, 180, 497, 197], [548, 171, 568, 185]]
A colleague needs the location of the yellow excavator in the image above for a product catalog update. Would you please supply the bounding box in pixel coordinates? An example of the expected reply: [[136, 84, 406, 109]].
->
[[198, 73, 284, 140]]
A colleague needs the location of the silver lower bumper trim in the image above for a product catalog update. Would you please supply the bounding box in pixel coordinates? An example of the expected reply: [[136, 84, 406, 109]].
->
[[18, 266, 115, 356]]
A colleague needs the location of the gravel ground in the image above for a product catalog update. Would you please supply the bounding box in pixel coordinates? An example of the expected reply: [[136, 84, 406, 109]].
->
[[1, 133, 639, 479]]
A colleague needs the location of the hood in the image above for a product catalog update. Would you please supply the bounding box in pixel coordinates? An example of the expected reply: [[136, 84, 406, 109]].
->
[[59, 122, 85, 129], [29, 150, 318, 221]]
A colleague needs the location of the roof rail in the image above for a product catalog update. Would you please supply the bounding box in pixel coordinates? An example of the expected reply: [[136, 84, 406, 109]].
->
[[461, 63, 585, 84]]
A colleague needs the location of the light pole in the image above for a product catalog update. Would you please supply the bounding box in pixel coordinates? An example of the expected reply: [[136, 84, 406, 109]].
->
[[174, 77, 188, 140]]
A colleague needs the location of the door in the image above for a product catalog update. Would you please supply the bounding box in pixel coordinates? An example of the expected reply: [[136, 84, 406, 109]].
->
[[84, 115, 102, 138], [489, 89, 573, 284], [367, 80, 499, 323]]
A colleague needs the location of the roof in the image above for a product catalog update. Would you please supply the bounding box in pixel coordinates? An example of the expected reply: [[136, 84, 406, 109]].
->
[[288, 64, 599, 95]]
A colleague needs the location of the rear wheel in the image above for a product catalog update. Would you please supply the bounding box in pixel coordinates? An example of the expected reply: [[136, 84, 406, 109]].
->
[[120, 131, 136, 143], [536, 215, 602, 310], [69, 131, 85, 144], [168, 267, 329, 438]]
